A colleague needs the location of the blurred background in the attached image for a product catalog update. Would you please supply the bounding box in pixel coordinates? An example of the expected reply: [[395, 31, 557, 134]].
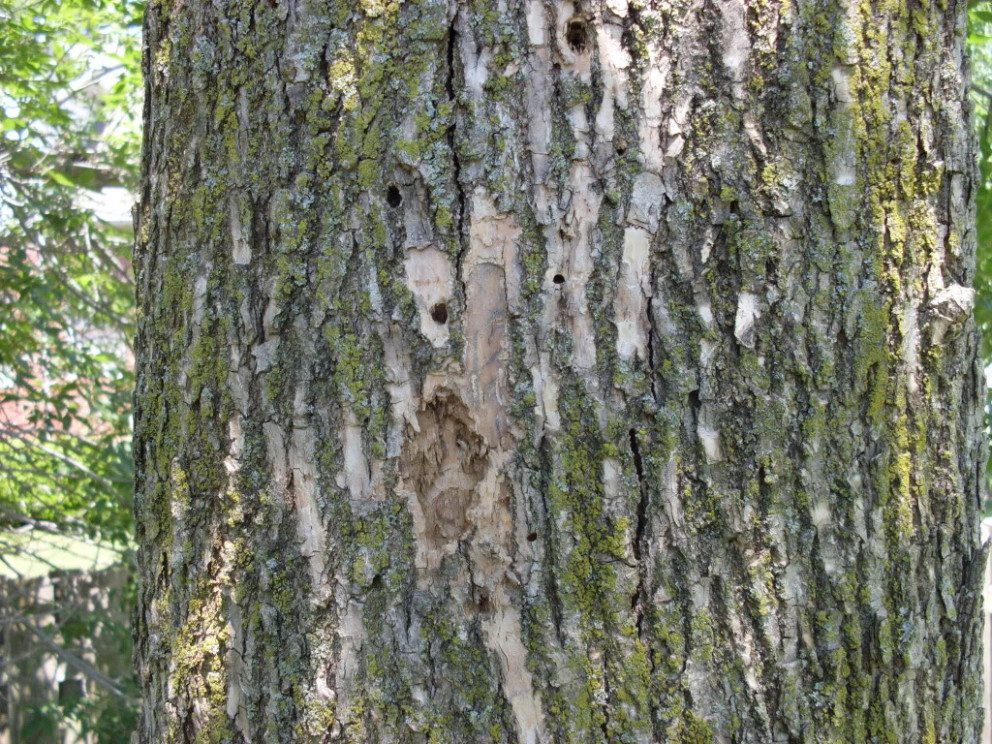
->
[[1, 1, 140, 740], [3, 1, 992, 741]]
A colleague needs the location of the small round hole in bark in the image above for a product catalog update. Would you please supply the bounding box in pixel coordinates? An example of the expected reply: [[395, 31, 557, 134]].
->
[[477, 593, 493, 614], [566, 20, 589, 53], [386, 185, 402, 208], [527, 531, 538, 542], [430, 303, 448, 324], [553, 273, 565, 285]]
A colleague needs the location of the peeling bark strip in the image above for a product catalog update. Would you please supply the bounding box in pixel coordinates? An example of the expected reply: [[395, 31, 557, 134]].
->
[[133, 0, 983, 741]]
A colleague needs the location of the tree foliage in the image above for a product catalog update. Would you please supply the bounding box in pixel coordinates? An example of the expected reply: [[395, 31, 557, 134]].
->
[[0, 0, 141, 740], [0, 0, 141, 542]]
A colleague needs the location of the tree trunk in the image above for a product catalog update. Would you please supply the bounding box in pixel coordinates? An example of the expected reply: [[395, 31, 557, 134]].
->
[[132, 0, 985, 741]]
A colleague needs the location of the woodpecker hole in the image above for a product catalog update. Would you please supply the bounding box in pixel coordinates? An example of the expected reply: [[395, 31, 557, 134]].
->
[[552, 273, 565, 285], [430, 302, 449, 324], [386, 185, 402, 208], [566, 20, 589, 53], [476, 593, 493, 614]]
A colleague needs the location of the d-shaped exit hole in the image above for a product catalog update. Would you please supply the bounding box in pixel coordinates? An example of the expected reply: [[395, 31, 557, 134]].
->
[[430, 303, 449, 324], [566, 20, 589, 53]]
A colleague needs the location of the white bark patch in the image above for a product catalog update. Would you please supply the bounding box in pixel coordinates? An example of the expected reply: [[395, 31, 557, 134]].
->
[[697, 301, 714, 327], [382, 329, 418, 458], [225, 598, 249, 737], [525, 0, 553, 206], [223, 416, 243, 477], [337, 408, 371, 501], [834, 164, 856, 187], [697, 404, 722, 462], [288, 425, 327, 596], [698, 425, 722, 463], [638, 44, 668, 173], [556, 4, 592, 77], [403, 246, 455, 349], [457, 10, 490, 95], [228, 196, 251, 265], [593, 20, 630, 156], [262, 420, 328, 595], [192, 273, 209, 324], [526, 0, 547, 46], [830, 67, 857, 188], [661, 456, 684, 529], [481, 607, 545, 744], [614, 227, 651, 361], [734, 291, 761, 348], [221, 356, 251, 733], [628, 173, 665, 231], [251, 338, 278, 373], [831, 65, 854, 104], [531, 351, 561, 433], [464, 190, 521, 445], [811, 499, 841, 576], [927, 283, 975, 344], [602, 458, 621, 504], [700, 338, 717, 369], [263, 421, 287, 491], [528, 8, 603, 382], [903, 302, 920, 395], [719, 0, 750, 89], [544, 163, 600, 375], [334, 597, 365, 721], [179, 272, 210, 400]]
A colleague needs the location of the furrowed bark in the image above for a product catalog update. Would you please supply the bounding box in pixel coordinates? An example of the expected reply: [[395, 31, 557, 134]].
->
[[133, 0, 984, 741]]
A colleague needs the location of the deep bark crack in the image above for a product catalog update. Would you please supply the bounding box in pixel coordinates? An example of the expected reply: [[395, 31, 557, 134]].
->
[[629, 428, 649, 641], [445, 12, 468, 304]]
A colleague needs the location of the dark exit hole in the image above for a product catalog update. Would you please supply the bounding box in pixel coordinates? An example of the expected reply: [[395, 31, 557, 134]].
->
[[566, 20, 589, 53], [476, 593, 492, 614], [386, 185, 402, 208], [527, 532, 538, 542], [430, 303, 448, 324], [552, 273, 565, 285]]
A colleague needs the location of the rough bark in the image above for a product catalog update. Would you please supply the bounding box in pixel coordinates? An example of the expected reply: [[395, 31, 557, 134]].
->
[[133, 0, 984, 741]]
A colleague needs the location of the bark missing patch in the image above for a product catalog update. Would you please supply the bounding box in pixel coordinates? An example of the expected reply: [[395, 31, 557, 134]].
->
[[397, 387, 547, 743], [400, 390, 488, 556]]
